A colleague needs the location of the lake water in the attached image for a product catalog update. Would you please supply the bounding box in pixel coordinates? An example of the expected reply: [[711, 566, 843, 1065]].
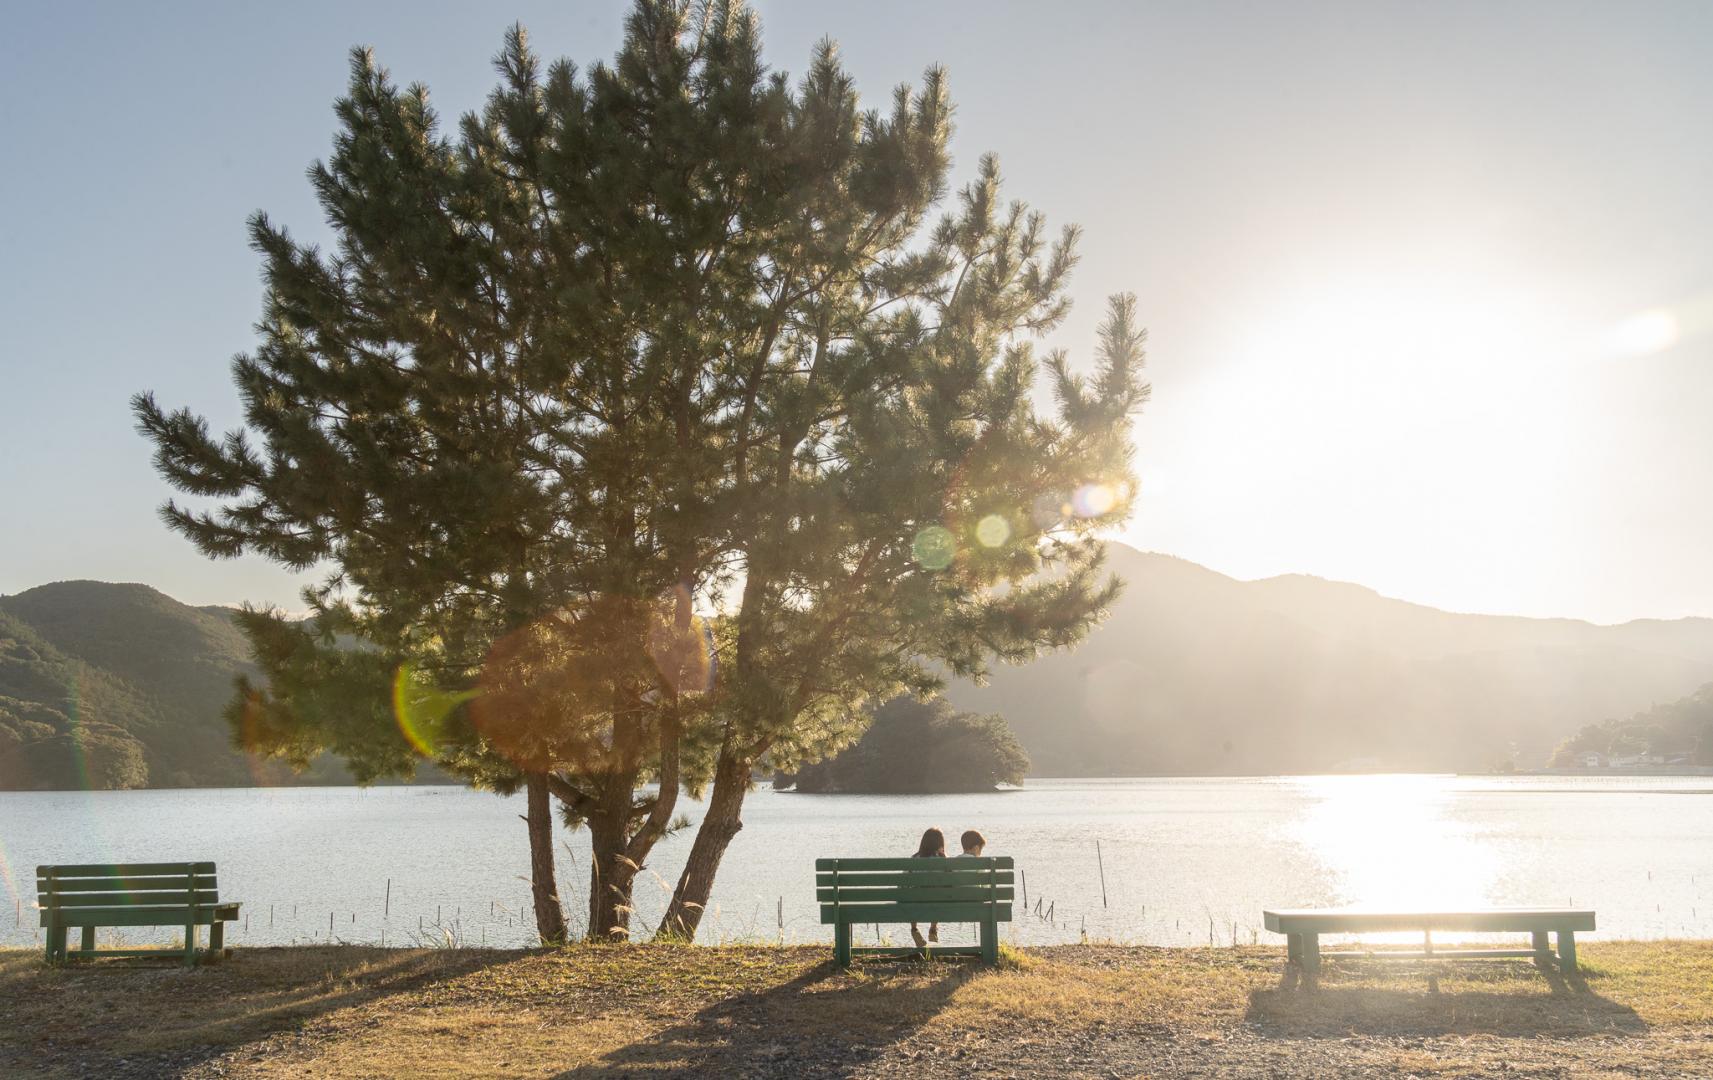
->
[[4, 775, 1711, 952]]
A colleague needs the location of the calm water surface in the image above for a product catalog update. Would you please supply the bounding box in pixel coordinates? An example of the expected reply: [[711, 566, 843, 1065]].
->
[[3, 776, 1710, 950]]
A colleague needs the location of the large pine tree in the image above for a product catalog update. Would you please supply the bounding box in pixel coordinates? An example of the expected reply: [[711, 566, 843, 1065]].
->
[[135, 0, 1149, 943]]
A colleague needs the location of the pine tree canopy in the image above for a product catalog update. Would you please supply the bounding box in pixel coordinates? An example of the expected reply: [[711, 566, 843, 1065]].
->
[[132, 0, 1150, 940]]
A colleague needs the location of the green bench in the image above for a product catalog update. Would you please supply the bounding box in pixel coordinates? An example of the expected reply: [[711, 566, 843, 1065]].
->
[[1263, 907, 1596, 979], [39, 862, 241, 966], [817, 856, 1013, 966]]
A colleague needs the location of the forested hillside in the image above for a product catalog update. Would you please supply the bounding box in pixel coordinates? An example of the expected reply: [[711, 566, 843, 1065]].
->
[[775, 696, 1030, 793], [0, 582, 348, 789], [1551, 683, 1713, 766]]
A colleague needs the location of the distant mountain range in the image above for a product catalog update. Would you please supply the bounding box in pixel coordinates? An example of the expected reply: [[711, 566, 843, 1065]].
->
[[5, 546, 1713, 789], [945, 545, 1713, 775]]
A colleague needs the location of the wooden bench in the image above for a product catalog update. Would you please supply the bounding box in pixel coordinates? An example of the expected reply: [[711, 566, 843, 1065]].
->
[[39, 862, 241, 966], [817, 856, 1013, 966], [1263, 907, 1596, 978]]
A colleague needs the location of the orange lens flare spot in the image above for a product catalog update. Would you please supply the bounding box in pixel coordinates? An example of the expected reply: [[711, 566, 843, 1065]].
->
[[648, 598, 716, 696]]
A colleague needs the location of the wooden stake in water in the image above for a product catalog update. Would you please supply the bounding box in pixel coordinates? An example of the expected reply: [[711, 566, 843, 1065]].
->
[[1096, 839, 1108, 908], [1020, 869, 1028, 910], [329, 911, 334, 938], [384, 879, 390, 918]]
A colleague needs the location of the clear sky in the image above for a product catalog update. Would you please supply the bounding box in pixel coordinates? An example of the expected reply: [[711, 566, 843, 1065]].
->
[[3, 1, 1710, 624]]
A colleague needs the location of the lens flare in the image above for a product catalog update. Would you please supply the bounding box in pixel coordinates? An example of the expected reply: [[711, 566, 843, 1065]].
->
[[392, 663, 477, 757], [0, 845, 20, 914], [648, 588, 716, 695], [912, 526, 957, 569], [1071, 483, 1118, 518], [975, 513, 1012, 548], [1606, 309, 1679, 356]]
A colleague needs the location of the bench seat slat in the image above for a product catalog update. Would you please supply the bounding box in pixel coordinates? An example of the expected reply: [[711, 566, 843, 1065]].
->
[[820, 902, 1011, 925], [1321, 948, 1544, 960], [43, 903, 240, 928], [1263, 908, 1595, 934], [816, 886, 1014, 903], [42, 891, 222, 908], [38, 863, 215, 878], [815, 856, 1013, 872], [53, 948, 217, 959], [815, 870, 1013, 888]]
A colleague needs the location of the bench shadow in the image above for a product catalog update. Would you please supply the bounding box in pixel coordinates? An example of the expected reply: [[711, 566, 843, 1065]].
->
[[556, 956, 975, 1078], [1248, 959, 1646, 1039], [0, 945, 519, 1076]]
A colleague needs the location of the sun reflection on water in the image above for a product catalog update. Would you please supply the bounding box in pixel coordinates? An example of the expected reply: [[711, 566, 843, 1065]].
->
[[1293, 774, 1499, 912]]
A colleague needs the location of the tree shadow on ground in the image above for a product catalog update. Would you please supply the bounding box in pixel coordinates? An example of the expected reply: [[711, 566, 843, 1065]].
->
[[556, 956, 976, 1078], [1246, 959, 1646, 1039], [0, 945, 518, 1077]]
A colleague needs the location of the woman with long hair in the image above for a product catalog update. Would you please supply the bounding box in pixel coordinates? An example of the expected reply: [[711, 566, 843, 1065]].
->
[[910, 827, 946, 949]]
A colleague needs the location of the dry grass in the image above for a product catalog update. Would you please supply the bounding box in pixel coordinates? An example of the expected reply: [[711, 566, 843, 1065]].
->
[[1, 941, 1710, 1078]]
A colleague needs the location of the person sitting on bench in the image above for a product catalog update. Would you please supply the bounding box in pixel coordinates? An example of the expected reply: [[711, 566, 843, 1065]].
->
[[910, 827, 946, 948]]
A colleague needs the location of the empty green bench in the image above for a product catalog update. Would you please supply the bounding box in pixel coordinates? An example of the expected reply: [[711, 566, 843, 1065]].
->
[[1263, 907, 1596, 979], [817, 856, 1013, 966], [39, 862, 241, 966]]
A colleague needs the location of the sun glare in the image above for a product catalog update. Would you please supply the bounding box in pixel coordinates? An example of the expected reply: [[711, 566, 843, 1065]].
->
[[1606, 308, 1681, 357], [1292, 775, 1499, 917]]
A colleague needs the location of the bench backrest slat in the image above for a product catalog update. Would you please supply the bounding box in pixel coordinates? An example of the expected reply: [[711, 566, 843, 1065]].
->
[[814, 856, 1013, 872], [815, 885, 1014, 903], [40, 862, 215, 878]]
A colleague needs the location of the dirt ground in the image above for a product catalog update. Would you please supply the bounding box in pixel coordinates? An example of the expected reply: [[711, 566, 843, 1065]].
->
[[1, 941, 1710, 1078]]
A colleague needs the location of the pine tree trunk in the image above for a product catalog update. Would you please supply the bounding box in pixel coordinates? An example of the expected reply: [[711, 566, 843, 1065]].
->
[[657, 743, 750, 940], [525, 772, 568, 946], [586, 805, 640, 941]]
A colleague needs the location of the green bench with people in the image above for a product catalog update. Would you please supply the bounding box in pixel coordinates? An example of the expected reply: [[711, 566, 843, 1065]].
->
[[38, 862, 241, 966], [818, 828, 1012, 966]]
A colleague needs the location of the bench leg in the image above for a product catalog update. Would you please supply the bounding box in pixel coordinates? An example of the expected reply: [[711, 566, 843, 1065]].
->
[[1557, 930, 1578, 974], [1302, 934, 1321, 981], [210, 920, 225, 957], [183, 923, 199, 968], [44, 916, 65, 963], [834, 921, 852, 968], [1287, 933, 1303, 968], [80, 926, 96, 953], [980, 912, 999, 965], [1532, 930, 1551, 963]]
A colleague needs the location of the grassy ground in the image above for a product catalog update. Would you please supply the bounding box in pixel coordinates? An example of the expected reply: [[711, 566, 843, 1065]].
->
[[1, 941, 1710, 1078]]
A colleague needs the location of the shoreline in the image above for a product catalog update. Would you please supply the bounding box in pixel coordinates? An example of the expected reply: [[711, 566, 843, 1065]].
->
[[7, 768, 1713, 795], [4, 940, 1710, 1077]]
